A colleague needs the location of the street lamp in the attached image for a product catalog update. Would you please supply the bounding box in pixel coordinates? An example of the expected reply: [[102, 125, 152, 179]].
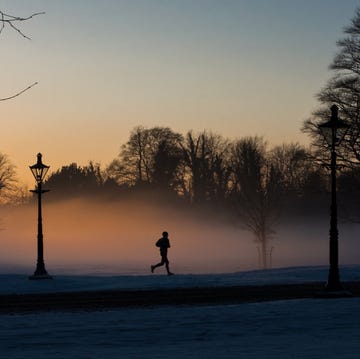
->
[[29, 153, 52, 280], [318, 105, 349, 292]]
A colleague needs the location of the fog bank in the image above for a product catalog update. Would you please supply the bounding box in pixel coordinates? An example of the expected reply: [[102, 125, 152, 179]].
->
[[0, 199, 359, 275]]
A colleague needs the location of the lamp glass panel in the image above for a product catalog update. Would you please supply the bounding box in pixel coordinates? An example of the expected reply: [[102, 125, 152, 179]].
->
[[319, 118, 349, 147], [30, 164, 50, 182], [319, 120, 333, 147], [335, 119, 350, 145]]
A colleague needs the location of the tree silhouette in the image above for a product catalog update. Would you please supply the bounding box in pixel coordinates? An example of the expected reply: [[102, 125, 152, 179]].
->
[[152, 139, 183, 192], [44, 162, 104, 198], [303, 8, 360, 168], [269, 143, 312, 195], [180, 131, 230, 204], [0, 153, 18, 204], [107, 126, 183, 189], [230, 137, 282, 269]]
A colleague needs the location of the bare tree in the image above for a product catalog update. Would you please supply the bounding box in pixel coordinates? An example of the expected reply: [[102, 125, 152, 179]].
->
[[0, 10, 44, 101], [230, 137, 282, 269], [107, 126, 183, 189], [303, 8, 360, 168], [268, 143, 313, 196], [0, 153, 18, 204], [152, 139, 183, 192], [180, 131, 231, 204]]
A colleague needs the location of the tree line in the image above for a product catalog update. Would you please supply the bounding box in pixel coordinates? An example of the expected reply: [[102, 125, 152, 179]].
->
[[42, 127, 324, 206]]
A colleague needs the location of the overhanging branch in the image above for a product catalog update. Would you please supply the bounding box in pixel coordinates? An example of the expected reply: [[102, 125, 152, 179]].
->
[[0, 82, 38, 101], [0, 11, 45, 40]]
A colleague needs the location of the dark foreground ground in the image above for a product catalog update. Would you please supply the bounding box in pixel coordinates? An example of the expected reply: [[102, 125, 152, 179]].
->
[[0, 281, 359, 313]]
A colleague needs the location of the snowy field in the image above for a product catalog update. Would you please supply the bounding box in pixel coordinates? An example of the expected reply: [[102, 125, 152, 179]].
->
[[1, 266, 359, 358], [1, 265, 360, 295]]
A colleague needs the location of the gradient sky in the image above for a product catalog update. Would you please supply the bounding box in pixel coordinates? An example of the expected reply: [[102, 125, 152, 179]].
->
[[2, 0, 360, 185]]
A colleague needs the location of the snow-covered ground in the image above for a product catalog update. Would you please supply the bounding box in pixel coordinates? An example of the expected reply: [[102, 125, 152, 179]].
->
[[1, 265, 360, 295], [0, 265, 360, 294], [1, 266, 359, 358]]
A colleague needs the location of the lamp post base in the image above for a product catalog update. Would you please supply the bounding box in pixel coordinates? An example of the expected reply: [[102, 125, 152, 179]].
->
[[325, 266, 343, 292], [29, 261, 52, 280], [316, 274, 352, 297], [29, 265, 53, 280], [316, 288, 352, 298]]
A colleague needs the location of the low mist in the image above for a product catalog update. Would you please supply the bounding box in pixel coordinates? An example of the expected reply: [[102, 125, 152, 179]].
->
[[0, 198, 359, 275]]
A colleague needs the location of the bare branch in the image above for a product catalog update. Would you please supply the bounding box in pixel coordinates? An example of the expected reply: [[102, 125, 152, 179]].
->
[[0, 11, 45, 39], [0, 82, 38, 101], [0, 10, 44, 101]]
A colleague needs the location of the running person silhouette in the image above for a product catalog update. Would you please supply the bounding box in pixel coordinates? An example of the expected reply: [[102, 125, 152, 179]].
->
[[151, 231, 174, 275]]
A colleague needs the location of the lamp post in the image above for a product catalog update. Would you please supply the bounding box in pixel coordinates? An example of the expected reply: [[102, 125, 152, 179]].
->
[[29, 153, 52, 280], [318, 105, 349, 292]]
